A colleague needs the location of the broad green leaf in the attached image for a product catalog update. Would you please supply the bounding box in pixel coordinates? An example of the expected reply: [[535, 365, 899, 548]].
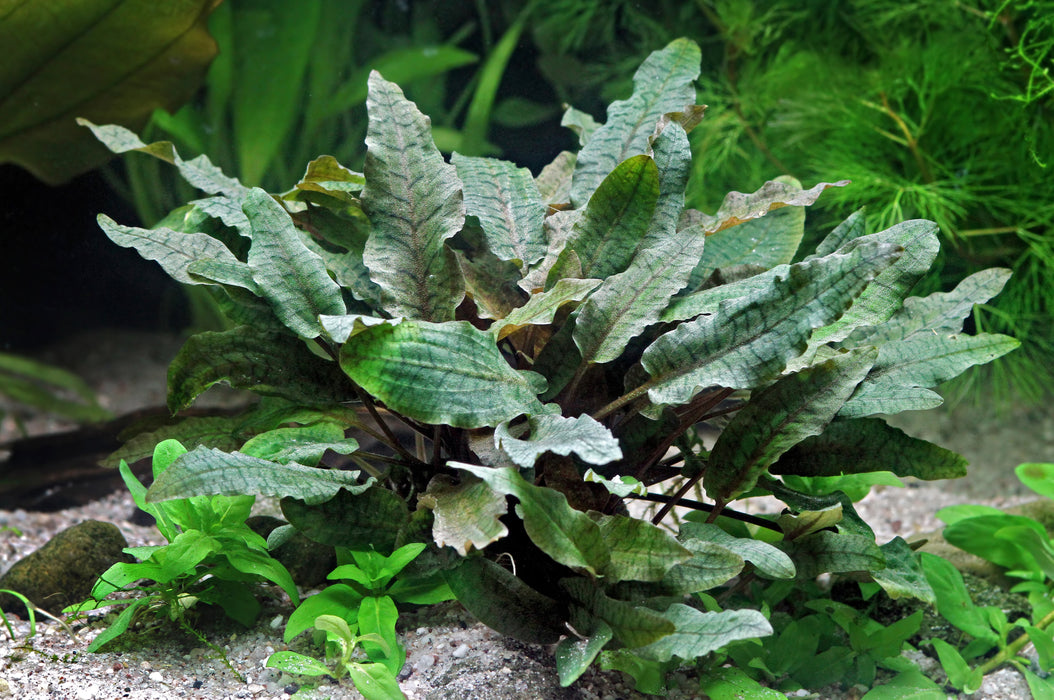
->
[[772, 417, 968, 481], [361, 71, 465, 322], [846, 267, 1012, 345], [637, 237, 901, 409], [146, 447, 373, 505], [535, 151, 576, 205], [598, 650, 667, 694], [777, 506, 845, 540], [78, 120, 246, 197], [186, 258, 259, 293], [452, 463, 610, 576], [591, 513, 692, 582], [167, 325, 352, 412], [239, 422, 358, 467], [1017, 462, 1054, 500], [930, 638, 980, 692], [839, 333, 1020, 418], [1024, 669, 1054, 700], [871, 537, 936, 603], [357, 596, 403, 676], [555, 621, 613, 687], [943, 514, 1048, 572], [698, 666, 786, 699], [655, 541, 745, 594], [265, 650, 333, 678], [243, 188, 346, 338], [289, 155, 365, 205], [228, 0, 320, 187], [766, 479, 876, 539], [634, 604, 772, 663], [1, 4, 218, 184], [418, 474, 509, 556], [490, 278, 601, 341], [704, 347, 877, 502], [571, 38, 701, 206], [551, 154, 660, 285], [281, 487, 409, 554], [456, 251, 525, 320], [340, 320, 545, 428], [494, 414, 622, 468], [561, 106, 601, 147], [859, 669, 944, 699], [583, 470, 648, 498], [781, 531, 885, 578], [443, 556, 566, 645], [347, 662, 406, 700], [452, 153, 547, 269], [224, 546, 299, 604], [643, 117, 694, 247], [85, 597, 156, 653], [689, 178, 848, 236], [679, 522, 795, 579], [562, 577, 674, 649], [319, 314, 402, 344], [96, 214, 240, 286]]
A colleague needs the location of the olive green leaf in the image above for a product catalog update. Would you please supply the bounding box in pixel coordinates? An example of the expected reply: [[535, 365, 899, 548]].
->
[[871, 537, 936, 603], [562, 577, 674, 649], [633, 604, 772, 663], [243, 188, 346, 338], [452, 463, 610, 576], [703, 347, 878, 502], [319, 314, 401, 344], [281, 487, 409, 554], [570, 38, 701, 206], [419, 474, 509, 556], [361, 71, 465, 322], [590, 513, 692, 582], [1, 1, 219, 184], [490, 278, 601, 341], [782, 531, 886, 579], [443, 556, 566, 645], [561, 106, 601, 147], [679, 522, 796, 579], [691, 178, 849, 236], [452, 153, 547, 269], [556, 621, 613, 687], [519, 209, 583, 292], [494, 414, 622, 469], [289, 155, 365, 206], [771, 417, 968, 481], [340, 321, 545, 428], [239, 422, 358, 467], [146, 447, 372, 505], [637, 238, 901, 409], [536, 151, 576, 205]]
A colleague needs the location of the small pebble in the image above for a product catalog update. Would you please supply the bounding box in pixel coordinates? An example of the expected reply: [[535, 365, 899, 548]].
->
[[451, 643, 470, 658], [148, 671, 163, 683]]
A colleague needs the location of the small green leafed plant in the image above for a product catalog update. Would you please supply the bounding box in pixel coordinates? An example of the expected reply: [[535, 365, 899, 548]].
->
[[67, 439, 299, 653], [82, 38, 1018, 691]]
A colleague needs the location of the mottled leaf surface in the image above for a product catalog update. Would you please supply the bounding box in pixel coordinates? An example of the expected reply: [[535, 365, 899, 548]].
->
[[591, 513, 692, 582], [490, 278, 601, 341], [494, 414, 622, 468], [419, 474, 508, 556], [635, 604, 772, 662], [281, 487, 409, 554]]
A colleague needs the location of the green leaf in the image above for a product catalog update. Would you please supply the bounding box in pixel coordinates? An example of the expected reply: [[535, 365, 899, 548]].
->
[[552, 154, 660, 284], [357, 595, 403, 675], [704, 347, 877, 501], [562, 577, 675, 649], [494, 414, 622, 469], [555, 621, 613, 687], [146, 447, 373, 505], [942, 514, 1047, 572], [456, 250, 525, 321], [0, 352, 111, 423], [418, 474, 509, 556], [265, 650, 333, 678], [781, 531, 886, 579], [452, 153, 547, 269], [634, 603, 772, 663], [839, 332, 1020, 418], [536, 151, 576, 205], [340, 320, 545, 428], [78, 120, 246, 197], [860, 669, 944, 699], [347, 662, 406, 700], [284, 583, 364, 642], [1017, 462, 1054, 500], [443, 556, 566, 645], [920, 553, 999, 643], [571, 38, 701, 206], [224, 546, 299, 604], [621, 540, 744, 596], [638, 237, 901, 408], [597, 650, 668, 694], [281, 487, 409, 553], [452, 463, 610, 576], [561, 107, 601, 147], [361, 71, 465, 322], [85, 597, 156, 653], [690, 178, 848, 236], [1, 3, 219, 184], [871, 537, 936, 603], [698, 666, 786, 699], [490, 278, 601, 341], [1024, 669, 1054, 700], [930, 638, 982, 692], [591, 513, 692, 582], [679, 522, 795, 579], [242, 188, 346, 338], [289, 155, 365, 203], [773, 417, 968, 481], [239, 422, 358, 467], [167, 325, 352, 412]]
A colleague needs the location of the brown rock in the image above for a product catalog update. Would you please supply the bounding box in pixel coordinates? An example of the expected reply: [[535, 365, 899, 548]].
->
[[0, 520, 131, 615]]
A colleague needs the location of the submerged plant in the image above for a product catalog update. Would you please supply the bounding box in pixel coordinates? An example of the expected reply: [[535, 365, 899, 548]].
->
[[81, 38, 1017, 690]]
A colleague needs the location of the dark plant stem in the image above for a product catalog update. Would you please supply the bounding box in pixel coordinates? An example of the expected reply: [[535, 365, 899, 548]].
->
[[629, 493, 782, 533], [634, 387, 733, 483], [352, 386, 417, 464]]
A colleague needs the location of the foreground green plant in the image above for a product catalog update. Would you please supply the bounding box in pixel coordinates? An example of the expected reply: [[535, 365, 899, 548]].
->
[[67, 439, 299, 654], [81, 38, 1018, 691]]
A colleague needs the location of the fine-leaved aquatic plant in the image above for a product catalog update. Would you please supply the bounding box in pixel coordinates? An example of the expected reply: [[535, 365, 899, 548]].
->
[[80, 38, 1019, 691]]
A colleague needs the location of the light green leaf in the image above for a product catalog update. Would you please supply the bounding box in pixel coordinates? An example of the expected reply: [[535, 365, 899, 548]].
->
[[494, 414, 622, 468], [679, 522, 795, 579], [456, 251, 525, 320], [562, 577, 675, 649], [583, 470, 647, 497], [239, 422, 358, 467], [655, 541, 746, 594], [551, 154, 660, 285], [453, 153, 547, 269], [839, 333, 1020, 418], [561, 106, 601, 147], [520, 209, 582, 292], [782, 531, 885, 579], [290, 155, 365, 204], [638, 238, 901, 408], [556, 621, 613, 687], [634, 604, 772, 663], [689, 178, 848, 236], [698, 666, 786, 699], [319, 314, 402, 344], [243, 188, 346, 338], [418, 474, 509, 556], [347, 661, 406, 700], [265, 650, 334, 678], [1017, 462, 1054, 501], [452, 463, 610, 576], [96, 214, 240, 286], [571, 38, 701, 206], [704, 347, 877, 501], [340, 320, 545, 428], [166, 325, 352, 412], [186, 258, 259, 293], [443, 556, 566, 645], [490, 278, 601, 340], [2, 3, 218, 185], [591, 513, 692, 582], [772, 417, 968, 481], [361, 71, 465, 322], [146, 447, 373, 505], [535, 151, 576, 205]]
